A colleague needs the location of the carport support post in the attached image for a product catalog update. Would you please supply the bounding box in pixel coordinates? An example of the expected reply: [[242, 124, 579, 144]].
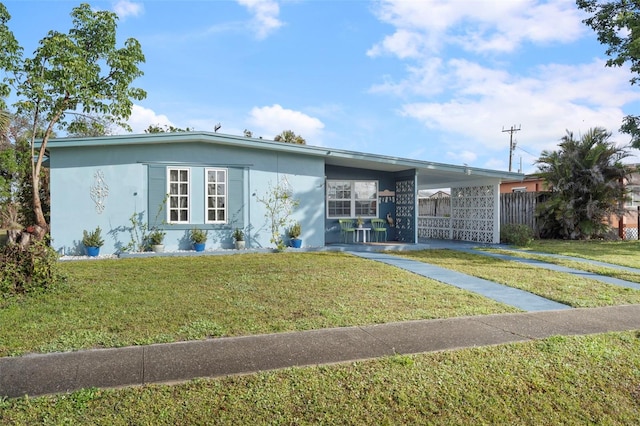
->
[[492, 183, 501, 244], [414, 173, 419, 243]]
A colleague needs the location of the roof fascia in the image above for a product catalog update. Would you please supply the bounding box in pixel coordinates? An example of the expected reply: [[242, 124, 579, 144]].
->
[[42, 131, 523, 180]]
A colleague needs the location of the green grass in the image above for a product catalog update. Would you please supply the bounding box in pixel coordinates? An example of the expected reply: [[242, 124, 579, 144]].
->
[[394, 249, 640, 308], [525, 239, 640, 268], [3, 240, 640, 423], [482, 247, 640, 284], [2, 331, 639, 424], [0, 252, 517, 357]]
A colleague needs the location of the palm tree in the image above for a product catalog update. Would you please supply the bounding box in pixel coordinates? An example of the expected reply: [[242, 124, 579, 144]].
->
[[274, 130, 306, 144], [535, 127, 632, 239]]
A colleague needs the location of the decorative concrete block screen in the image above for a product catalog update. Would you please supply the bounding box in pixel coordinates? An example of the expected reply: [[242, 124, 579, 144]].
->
[[418, 216, 451, 240], [419, 185, 496, 243], [395, 179, 415, 243], [451, 185, 495, 243]]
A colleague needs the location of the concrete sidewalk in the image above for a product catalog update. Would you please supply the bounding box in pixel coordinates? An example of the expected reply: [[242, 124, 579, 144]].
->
[[2, 305, 640, 398]]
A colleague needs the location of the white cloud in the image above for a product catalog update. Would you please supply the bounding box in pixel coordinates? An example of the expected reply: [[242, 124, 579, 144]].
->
[[446, 150, 477, 165], [366, 1, 639, 171], [369, 0, 585, 56], [247, 104, 325, 143], [367, 29, 426, 59], [368, 58, 446, 97], [123, 104, 174, 134], [236, 0, 284, 39], [399, 59, 640, 160], [112, 0, 143, 19]]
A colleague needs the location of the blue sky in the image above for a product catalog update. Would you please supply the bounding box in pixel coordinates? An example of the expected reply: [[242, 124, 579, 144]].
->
[[4, 0, 640, 173]]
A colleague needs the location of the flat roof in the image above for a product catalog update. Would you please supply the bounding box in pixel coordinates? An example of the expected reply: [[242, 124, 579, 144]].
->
[[45, 131, 524, 189]]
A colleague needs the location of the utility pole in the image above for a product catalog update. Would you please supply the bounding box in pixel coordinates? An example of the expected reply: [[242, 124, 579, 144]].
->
[[502, 124, 521, 172]]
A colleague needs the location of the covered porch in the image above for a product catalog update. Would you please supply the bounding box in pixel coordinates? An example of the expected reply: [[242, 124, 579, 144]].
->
[[323, 151, 523, 245]]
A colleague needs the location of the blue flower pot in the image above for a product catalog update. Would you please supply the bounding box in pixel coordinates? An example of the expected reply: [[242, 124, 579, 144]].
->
[[194, 243, 206, 252], [86, 246, 100, 257], [291, 239, 302, 248]]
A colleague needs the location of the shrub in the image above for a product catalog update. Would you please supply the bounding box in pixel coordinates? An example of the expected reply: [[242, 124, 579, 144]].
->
[[500, 224, 534, 247], [0, 239, 64, 298], [288, 222, 301, 239], [82, 227, 104, 248], [190, 228, 208, 244], [148, 229, 165, 245], [232, 228, 244, 241]]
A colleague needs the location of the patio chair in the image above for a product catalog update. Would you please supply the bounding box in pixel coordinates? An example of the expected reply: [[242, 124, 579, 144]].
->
[[371, 218, 387, 242], [338, 219, 356, 243]]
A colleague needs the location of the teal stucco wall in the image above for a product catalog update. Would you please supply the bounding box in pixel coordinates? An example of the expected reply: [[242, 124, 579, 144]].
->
[[49, 140, 325, 255]]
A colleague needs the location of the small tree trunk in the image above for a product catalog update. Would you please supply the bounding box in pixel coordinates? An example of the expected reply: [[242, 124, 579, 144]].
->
[[7, 229, 32, 249]]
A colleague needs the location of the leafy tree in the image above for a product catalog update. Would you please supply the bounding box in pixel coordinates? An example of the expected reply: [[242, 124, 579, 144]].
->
[[1, 3, 146, 239], [0, 4, 20, 109], [535, 127, 632, 239], [66, 114, 117, 137], [144, 124, 192, 133], [255, 179, 299, 251], [0, 3, 19, 146], [274, 129, 306, 144], [577, 0, 640, 146], [0, 112, 50, 228], [0, 109, 9, 134]]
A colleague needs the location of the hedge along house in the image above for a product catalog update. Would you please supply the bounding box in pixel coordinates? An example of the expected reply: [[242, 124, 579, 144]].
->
[[44, 132, 523, 255]]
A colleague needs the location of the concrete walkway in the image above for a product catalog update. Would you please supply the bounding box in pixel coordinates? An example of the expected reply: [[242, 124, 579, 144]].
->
[[2, 305, 640, 399], [492, 248, 640, 274], [459, 248, 640, 291], [349, 251, 571, 312]]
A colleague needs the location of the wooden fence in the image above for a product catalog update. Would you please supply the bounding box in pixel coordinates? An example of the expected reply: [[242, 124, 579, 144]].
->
[[500, 192, 540, 232], [500, 192, 640, 239], [418, 196, 451, 217]]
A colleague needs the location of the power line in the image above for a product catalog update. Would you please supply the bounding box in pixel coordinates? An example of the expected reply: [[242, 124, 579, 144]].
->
[[502, 124, 521, 172]]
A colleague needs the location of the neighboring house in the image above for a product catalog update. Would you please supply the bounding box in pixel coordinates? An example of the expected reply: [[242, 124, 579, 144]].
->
[[500, 171, 640, 239], [500, 175, 546, 193], [45, 132, 523, 255]]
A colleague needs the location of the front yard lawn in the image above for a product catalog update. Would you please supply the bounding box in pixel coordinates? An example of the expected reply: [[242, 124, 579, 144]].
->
[[0, 252, 516, 357], [526, 239, 640, 268], [3, 241, 640, 423]]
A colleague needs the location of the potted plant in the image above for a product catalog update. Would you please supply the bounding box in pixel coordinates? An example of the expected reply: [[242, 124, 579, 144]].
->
[[148, 229, 166, 253], [232, 228, 245, 250], [356, 217, 364, 228], [190, 228, 208, 252], [288, 222, 302, 248], [82, 226, 104, 257]]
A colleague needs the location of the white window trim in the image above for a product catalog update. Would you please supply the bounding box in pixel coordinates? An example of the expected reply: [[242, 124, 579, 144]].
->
[[625, 185, 640, 207], [167, 167, 191, 224], [326, 179, 378, 219], [204, 167, 228, 224]]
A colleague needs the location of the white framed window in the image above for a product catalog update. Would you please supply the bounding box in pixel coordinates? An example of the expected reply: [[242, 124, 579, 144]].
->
[[626, 185, 640, 207], [205, 168, 227, 223], [327, 180, 378, 218], [168, 168, 190, 223]]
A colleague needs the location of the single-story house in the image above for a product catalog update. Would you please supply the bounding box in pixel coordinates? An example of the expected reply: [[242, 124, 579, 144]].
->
[[500, 175, 547, 193], [45, 132, 524, 255]]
